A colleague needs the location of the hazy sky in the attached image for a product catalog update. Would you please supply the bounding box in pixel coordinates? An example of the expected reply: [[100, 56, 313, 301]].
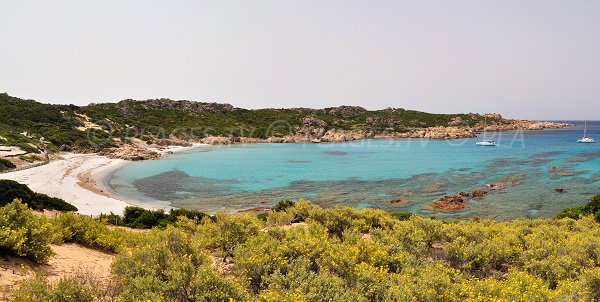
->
[[1, 1, 599, 119]]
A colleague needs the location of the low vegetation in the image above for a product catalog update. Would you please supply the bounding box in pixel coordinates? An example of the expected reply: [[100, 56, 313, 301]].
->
[[0, 199, 53, 263], [51, 212, 126, 253], [18, 154, 44, 163], [0, 93, 500, 153], [100, 206, 210, 229], [3, 194, 600, 301], [557, 193, 600, 222], [0, 180, 77, 211], [0, 158, 16, 172], [0, 200, 124, 264]]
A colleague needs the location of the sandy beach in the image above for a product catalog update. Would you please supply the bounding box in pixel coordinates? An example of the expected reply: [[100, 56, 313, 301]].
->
[[0, 153, 132, 215], [0, 143, 207, 216]]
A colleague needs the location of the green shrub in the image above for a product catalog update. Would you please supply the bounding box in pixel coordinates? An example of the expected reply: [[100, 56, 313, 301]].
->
[[52, 212, 125, 253], [0, 180, 77, 211], [112, 226, 249, 301], [98, 212, 123, 226], [50, 278, 97, 302], [214, 212, 262, 261], [113, 206, 210, 229], [257, 212, 268, 221], [15, 143, 39, 154], [18, 154, 44, 162], [168, 208, 210, 222], [557, 194, 600, 221], [10, 272, 115, 302], [271, 200, 295, 212], [0, 158, 16, 172], [583, 194, 600, 214], [0, 199, 53, 263], [556, 206, 585, 220], [10, 274, 52, 302], [390, 212, 413, 221]]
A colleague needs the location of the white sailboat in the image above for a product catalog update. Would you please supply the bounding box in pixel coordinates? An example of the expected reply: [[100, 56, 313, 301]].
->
[[577, 120, 595, 143], [476, 116, 497, 146]]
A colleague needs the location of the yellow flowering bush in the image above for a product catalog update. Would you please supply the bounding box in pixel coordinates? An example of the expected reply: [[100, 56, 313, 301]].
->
[[7, 197, 600, 301], [113, 225, 249, 301], [0, 199, 53, 263], [52, 211, 125, 253]]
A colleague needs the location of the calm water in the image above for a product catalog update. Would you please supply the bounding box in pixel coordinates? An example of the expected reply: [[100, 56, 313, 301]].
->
[[108, 121, 600, 219]]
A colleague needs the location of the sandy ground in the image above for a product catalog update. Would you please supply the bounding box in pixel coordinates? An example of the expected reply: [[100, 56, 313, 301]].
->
[[0, 153, 132, 216], [0, 244, 114, 301]]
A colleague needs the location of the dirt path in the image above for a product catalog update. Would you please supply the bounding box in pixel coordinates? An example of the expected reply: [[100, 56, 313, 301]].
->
[[0, 244, 114, 301]]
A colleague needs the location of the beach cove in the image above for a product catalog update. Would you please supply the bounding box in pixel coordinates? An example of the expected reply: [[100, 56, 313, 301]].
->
[[1, 122, 598, 218], [106, 122, 600, 220]]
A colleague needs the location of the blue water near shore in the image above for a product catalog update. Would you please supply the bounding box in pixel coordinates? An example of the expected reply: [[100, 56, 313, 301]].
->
[[108, 121, 600, 219]]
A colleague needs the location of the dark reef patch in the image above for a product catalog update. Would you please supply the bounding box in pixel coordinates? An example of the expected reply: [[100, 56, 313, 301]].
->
[[322, 150, 348, 156], [529, 151, 564, 159], [516, 158, 553, 166], [566, 152, 600, 163], [133, 169, 238, 200]]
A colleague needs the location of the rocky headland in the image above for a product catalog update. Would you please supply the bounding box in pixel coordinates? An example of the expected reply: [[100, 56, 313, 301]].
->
[[73, 117, 572, 161]]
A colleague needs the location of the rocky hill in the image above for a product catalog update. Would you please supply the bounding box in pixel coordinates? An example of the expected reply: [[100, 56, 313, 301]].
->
[[0, 93, 572, 162]]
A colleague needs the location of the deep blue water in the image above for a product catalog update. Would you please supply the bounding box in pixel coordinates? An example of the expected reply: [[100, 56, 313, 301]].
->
[[108, 121, 600, 219]]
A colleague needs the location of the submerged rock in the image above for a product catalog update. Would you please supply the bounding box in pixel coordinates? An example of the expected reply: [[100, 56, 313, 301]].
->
[[472, 191, 488, 198], [389, 198, 409, 207], [430, 195, 465, 211]]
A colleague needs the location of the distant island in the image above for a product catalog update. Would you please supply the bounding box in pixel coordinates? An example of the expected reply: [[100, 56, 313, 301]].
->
[[0, 93, 572, 168]]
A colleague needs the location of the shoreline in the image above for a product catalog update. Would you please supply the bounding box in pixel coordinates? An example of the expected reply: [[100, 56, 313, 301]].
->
[[0, 143, 208, 216]]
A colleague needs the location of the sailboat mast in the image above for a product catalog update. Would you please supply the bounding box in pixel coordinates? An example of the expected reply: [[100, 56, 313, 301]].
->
[[483, 116, 487, 140], [584, 121, 587, 137]]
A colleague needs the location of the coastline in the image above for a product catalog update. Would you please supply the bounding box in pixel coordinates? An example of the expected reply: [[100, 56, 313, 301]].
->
[[0, 143, 208, 216]]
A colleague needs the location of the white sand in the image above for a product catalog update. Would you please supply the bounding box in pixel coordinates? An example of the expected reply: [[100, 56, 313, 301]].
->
[[0, 143, 208, 216], [0, 154, 132, 215]]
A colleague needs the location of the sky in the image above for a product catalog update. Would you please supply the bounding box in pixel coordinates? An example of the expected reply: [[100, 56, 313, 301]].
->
[[1, 0, 599, 120]]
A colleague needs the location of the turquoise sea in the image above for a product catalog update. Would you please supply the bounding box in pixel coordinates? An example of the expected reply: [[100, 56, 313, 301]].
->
[[107, 121, 600, 219]]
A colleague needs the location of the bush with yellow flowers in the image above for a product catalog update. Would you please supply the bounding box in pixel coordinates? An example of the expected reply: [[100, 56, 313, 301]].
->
[[51, 211, 126, 253], [6, 194, 600, 301], [0, 199, 53, 263]]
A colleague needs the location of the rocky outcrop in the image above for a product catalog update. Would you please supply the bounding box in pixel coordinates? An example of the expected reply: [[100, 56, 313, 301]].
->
[[302, 116, 327, 128], [200, 136, 233, 145], [475, 120, 573, 132], [548, 165, 587, 178], [485, 175, 522, 190], [320, 129, 374, 142], [117, 98, 235, 115], [374, 126, 476, 140], [325, 106, 367, 117], [458, 191, 470, 197], [389, 198, 409, 207], [472, 190, 488, 198], [97, 146, 160, 161], [195, 118, 571, 145], [430, 195, 466, 211]]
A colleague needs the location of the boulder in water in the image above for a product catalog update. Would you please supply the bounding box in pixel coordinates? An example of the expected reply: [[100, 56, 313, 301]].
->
[[430, 195, 465, 211]]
